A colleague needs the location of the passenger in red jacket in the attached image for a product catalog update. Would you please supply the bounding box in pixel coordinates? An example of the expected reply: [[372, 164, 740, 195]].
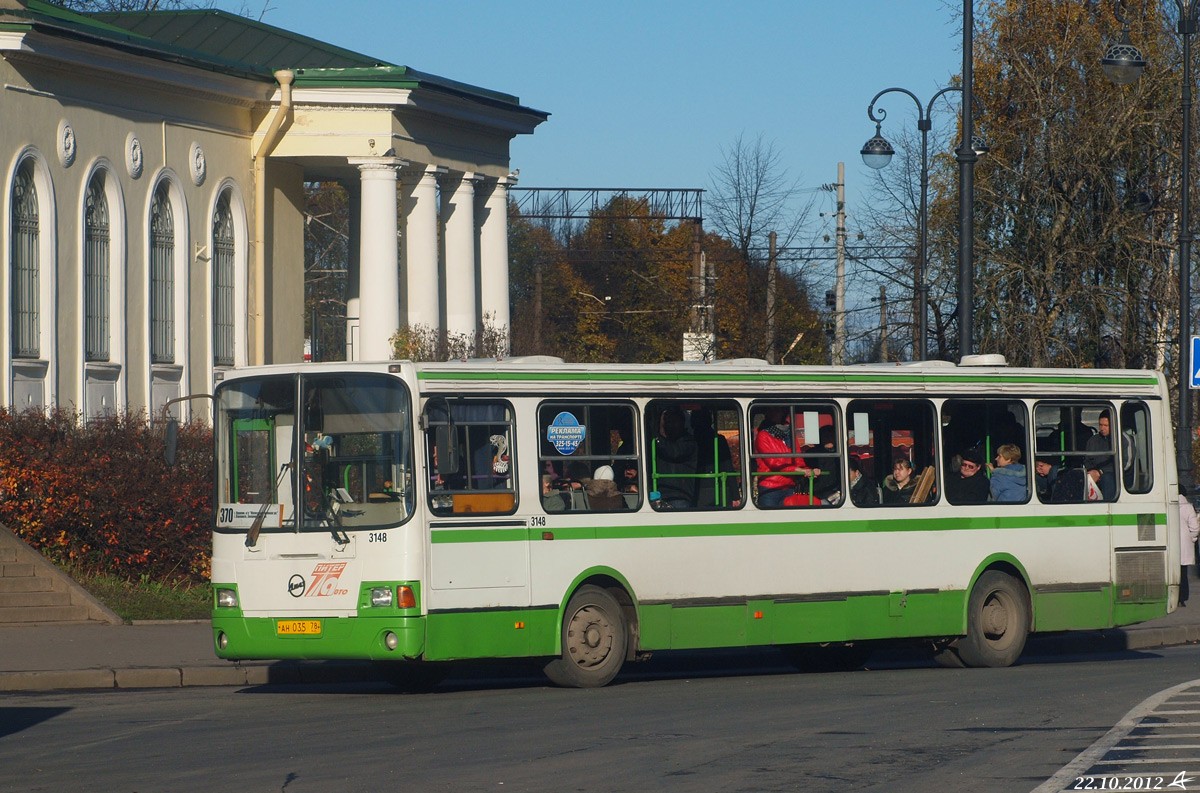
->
[[754, 407, 820, 508]]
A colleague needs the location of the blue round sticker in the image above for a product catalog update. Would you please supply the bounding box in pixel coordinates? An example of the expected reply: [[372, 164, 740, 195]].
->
[[547, 412, 586, 455]]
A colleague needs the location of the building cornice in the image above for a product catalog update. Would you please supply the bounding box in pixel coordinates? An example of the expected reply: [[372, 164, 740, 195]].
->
[[0, 28, 271, 108]]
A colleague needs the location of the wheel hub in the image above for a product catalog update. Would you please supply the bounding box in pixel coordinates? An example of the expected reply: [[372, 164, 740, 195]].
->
[[983, 595, 1010, 638], [566, 606, 613, 668]]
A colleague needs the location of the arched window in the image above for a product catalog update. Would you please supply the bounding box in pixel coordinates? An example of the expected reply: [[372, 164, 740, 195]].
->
[[212, 190, 235, 367], [149, 181, 174, 364], [84, 171, 110, 361], [11, 160, 39, 359]]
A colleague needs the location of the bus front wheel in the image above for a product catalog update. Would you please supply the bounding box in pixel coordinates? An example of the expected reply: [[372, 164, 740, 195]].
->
[[544, 585, 628, 688], [956, 570, 1030, 668]]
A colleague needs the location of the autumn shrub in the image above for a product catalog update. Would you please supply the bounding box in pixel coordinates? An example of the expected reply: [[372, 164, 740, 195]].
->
[[0, 408, 212, 583]]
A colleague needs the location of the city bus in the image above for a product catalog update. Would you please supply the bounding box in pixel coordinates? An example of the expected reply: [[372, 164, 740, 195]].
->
[[199, 355, 1179, 687]]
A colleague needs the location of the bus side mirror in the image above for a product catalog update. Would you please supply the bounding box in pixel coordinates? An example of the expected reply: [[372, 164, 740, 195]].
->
[[164, 418, 179, 466], [435, 425, 459, 475]]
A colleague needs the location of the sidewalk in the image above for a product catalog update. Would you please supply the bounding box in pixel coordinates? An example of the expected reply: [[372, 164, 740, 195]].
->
[[1, 607, 1198, 693]]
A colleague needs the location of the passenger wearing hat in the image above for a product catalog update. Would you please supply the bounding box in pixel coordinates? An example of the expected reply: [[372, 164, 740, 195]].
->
[[584, 465, 627, 512], [946, 447, 990, 505]]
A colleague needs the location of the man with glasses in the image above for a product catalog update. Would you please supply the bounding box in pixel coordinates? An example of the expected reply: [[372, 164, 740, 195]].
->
[[946, 447, 990, 504]]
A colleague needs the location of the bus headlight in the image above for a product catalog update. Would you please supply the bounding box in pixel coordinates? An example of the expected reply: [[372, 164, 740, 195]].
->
[[216, 588, 238, 608], [370, 587, 394, 608]]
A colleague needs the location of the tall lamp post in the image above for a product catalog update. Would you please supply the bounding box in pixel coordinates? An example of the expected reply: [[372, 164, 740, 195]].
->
[[861, 87, 987, 361], [1102, 1, 1193, 492], [959, 0, 977, 359]]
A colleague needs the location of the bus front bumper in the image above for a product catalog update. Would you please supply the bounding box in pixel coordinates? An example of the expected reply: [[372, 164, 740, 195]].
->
[[212, 615, 425, 661]]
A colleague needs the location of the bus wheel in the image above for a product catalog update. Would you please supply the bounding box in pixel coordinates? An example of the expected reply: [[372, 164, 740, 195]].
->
[[957, 571, 1029, 668], [544, 585, 628, 688]]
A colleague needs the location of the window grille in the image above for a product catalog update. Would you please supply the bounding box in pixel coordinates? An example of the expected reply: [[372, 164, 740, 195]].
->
[[212, 191, 235, 366], [11, 162, 38, 359], [84, 172, 110, 361], [150, 182, 174, 364]]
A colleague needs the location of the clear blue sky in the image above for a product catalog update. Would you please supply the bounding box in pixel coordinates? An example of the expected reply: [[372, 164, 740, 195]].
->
[[215, 0, 966, 233]]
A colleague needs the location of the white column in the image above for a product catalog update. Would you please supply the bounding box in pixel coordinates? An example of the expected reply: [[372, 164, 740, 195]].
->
[[442, 171, 481, 347], [478, 176, 515, 354], [401, 165, 443, 334], [344, 183, 361, 361], [348, 156, 405, 361]]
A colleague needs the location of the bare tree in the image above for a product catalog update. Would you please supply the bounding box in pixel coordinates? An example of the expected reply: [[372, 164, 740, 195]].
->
[[707, 134, 823, 361], [708, 133, 813, 259]]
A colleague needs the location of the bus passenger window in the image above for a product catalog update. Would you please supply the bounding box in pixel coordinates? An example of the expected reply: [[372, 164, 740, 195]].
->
[[1120, 402, 1153, 495], [424, 399, 516, 516], [847, 399, 938, 507], [645, 399, 742, 511], [539, 402, 640, 513], [1033, 403, 1116, 503], [749, 402, 840, 509], [941, 398, 1029, 505]]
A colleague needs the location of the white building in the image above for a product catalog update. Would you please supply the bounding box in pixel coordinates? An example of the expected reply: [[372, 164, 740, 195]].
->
[[0, 0, 546, 416]]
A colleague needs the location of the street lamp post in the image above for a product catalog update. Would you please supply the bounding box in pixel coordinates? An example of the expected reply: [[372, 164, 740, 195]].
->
[[1102, 1, 1195, 493], [959, 0, 977, 359], [862, 86, 968, 361]]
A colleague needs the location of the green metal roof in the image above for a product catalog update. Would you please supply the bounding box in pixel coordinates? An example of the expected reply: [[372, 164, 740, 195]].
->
[[92, 8, 390, 72], [0, 1, 545, 117], [91, 7, 541, 113]]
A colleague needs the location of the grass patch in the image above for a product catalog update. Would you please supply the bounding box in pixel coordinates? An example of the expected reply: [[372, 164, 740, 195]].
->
[[67, 566, 210, 622]]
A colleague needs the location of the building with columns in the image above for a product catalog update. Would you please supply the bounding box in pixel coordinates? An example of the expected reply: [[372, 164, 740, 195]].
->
[[0, 0, 545, 417]]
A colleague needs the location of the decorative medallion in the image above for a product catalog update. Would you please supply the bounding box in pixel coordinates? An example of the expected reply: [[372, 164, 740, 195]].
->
[[125, 133, 143, 179], [189, 142, 206, 186], [56, 120, 76, 168]]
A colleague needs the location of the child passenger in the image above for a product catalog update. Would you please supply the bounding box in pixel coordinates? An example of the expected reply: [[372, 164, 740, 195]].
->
[[988, 443, 1027, 502]]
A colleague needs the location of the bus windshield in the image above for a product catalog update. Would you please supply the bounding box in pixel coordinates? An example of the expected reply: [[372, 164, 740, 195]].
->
[[215, 372, 414, 535]]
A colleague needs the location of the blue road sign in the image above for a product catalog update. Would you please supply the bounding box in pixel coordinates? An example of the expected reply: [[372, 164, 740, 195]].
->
[[1193, 336, 1200, 389]]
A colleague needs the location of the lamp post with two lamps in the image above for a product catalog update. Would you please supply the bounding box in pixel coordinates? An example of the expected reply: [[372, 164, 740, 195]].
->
[[1101, 1, 1194, 492], [861, 87, 987, 361]]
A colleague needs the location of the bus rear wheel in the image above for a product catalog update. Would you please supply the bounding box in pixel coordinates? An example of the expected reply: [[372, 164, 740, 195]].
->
[[956, 570, 1030, 668], [544, 585, 628, 688]]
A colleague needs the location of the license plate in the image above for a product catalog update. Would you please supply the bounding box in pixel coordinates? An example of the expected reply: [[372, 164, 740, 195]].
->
[[275, 619, 322, 636]]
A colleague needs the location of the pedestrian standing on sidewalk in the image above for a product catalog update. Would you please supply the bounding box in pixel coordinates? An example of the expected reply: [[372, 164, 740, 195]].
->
[[1180, 487, 1200, 606]]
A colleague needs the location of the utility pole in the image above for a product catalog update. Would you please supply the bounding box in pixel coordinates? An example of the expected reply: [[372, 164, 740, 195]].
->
[[767, 231, 777, 363], [690, 219, 705, 335], [834, 162, 847, 365], [533, 257, 543, 353]]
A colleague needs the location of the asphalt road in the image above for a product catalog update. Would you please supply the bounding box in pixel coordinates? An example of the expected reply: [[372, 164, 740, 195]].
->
[[1, 645, 1198, 793]]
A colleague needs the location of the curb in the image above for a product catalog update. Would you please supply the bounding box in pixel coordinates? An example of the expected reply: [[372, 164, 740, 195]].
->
[[1025, 624, 1200, 655], [0, 661, 381, 692], [2, 626, 1196, 693]]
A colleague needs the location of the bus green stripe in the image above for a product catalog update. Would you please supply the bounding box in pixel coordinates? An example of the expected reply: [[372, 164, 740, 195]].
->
[[430, 512, 1165, 544], [417, 370, 1156, 386]]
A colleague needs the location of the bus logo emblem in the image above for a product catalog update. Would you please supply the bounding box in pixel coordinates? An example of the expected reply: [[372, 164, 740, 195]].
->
[[307, 562, 349, 597], [287, 574, 305, 597]]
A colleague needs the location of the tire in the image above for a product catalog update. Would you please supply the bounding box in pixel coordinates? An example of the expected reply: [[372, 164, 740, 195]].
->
[[783, 643, 872, 673], [955, 570, 1030, 668], [543, 585, 628, 688]]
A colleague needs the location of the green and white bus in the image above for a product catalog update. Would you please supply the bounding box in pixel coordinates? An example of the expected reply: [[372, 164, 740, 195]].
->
[[204, 355, 1179, 687]]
